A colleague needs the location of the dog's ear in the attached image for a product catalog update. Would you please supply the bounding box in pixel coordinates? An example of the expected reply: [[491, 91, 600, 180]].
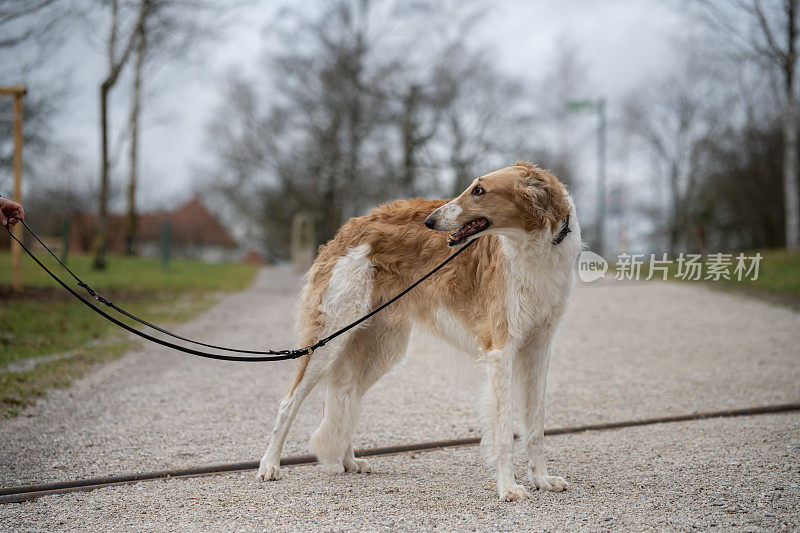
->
[[514, 174, 570, 232]]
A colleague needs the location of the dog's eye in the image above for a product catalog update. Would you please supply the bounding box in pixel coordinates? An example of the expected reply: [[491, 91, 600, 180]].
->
[[471, 186, 485, 196]]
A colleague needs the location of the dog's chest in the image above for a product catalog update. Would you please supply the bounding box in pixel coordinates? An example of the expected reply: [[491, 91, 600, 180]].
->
[[501, 249, 572, 338]]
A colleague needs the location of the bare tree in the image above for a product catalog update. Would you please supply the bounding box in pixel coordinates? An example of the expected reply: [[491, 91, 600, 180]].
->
[[692, 0, 800, 248], [536, 40, 588, 192], [0, 0, 75, 192], [125, 0, 147, 255], [396, 83, 440, 196], [0, 0, 99, 249], [623, 55, 726, 252], [93, 0, 147, 269], [199, 0, 541, 258], [431, 47, 530, 196], [695, 120, 785, 250], [381, 0, 486, 197], [123, 0, 232, 255], [214, 0, 399, 244], [0, 0, 63, 53]]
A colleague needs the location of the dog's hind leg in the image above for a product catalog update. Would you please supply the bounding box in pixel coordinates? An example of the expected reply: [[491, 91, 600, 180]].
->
[[257, 350, 329, 481], [341, 442, 370, 473], [313, 317, 411, 473], [259, 243, 377, 481]]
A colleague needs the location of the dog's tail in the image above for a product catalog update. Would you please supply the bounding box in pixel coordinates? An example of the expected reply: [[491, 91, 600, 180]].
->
[[289, 354, 311, 394]]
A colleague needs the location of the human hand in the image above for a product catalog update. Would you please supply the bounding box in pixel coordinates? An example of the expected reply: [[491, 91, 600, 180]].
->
[[0, 197, 24, 230]]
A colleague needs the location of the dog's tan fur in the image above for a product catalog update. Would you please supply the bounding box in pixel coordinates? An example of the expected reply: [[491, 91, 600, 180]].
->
[[258, 162, 579, 501], [295, 162, 570, 368]]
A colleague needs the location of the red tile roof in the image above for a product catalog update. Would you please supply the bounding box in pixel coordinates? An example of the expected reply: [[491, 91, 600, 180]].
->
[[69, 198, 237, 253]]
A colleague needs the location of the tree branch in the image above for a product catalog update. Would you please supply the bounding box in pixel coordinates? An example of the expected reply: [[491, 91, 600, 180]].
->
[[103, 0, 147, 90], [752, 0, 787, 62]]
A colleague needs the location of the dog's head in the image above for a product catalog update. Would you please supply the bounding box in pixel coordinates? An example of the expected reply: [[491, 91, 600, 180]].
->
[[424, 161, 571, 246]]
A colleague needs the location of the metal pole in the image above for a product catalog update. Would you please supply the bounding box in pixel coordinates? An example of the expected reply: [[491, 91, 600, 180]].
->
[[12, 91, 24, 291], [595, 99, 607, 258]]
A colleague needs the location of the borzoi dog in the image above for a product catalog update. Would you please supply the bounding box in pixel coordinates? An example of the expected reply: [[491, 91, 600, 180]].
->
[[257, 161, 580, 501]]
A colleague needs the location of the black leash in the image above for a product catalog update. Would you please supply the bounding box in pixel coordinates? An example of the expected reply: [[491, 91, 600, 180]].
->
[[6, 217, 477, 362]]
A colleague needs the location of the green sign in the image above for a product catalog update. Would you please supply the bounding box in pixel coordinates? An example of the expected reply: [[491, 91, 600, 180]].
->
[[566, 100, 600, 112]]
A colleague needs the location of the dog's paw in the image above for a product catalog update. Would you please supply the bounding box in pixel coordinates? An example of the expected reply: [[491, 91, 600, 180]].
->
[[342, 457, 371, 474], [257, 461, 281, 481], [530, 473, 568, 492], [498, 484, 531, 502]]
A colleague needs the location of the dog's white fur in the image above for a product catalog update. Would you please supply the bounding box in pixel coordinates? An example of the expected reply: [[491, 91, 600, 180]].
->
[[257, 164, 580, 501]]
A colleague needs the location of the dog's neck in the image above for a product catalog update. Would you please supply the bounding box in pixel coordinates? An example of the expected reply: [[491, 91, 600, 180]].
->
[[496, 217, 578, 271], [496, 222, 577, 335], [497, 227, 561, 254]]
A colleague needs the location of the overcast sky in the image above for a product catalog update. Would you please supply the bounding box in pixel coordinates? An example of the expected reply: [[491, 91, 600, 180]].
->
[[19, 0, 688, 213]]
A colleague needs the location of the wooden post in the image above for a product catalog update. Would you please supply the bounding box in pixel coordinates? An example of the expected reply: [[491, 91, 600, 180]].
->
[[12, 92, 23, 291], [291, 212, 316, 272], [0, 86, 26, 291]]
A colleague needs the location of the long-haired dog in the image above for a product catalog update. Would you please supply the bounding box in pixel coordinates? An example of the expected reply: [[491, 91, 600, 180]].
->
[[257, 161, 580, 501]]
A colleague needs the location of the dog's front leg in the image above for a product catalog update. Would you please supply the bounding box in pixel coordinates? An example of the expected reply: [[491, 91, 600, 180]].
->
[[483, 347, 530, 501], [516, 336, 568, 492]]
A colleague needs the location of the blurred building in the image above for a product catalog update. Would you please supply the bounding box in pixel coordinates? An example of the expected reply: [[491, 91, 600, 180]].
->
[[69, 198, 244, 263]]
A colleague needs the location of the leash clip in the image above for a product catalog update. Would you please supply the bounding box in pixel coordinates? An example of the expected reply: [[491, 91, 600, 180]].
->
[[79, 282, 113, 307]]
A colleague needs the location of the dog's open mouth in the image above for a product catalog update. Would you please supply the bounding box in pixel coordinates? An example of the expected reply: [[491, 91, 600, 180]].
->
[[447, 218, 490, 246]]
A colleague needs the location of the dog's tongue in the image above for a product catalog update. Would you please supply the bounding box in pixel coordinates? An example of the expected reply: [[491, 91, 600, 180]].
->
[[448, 219, 484, 243], [450, 226, 469, 241]]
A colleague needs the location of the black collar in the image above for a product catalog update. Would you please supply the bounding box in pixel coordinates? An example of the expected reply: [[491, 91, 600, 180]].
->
[[552, 215, 571, 245]]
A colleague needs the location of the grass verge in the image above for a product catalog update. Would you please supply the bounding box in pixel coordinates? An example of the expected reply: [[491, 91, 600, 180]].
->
[[0, 251, 257, 420], [727, 249, 800, 300], [0, 339, 132, 420]]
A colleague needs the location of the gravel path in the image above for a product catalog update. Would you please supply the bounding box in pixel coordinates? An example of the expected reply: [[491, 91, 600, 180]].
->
[[1, 268, 799, 530], [4, 414, 797, 531]]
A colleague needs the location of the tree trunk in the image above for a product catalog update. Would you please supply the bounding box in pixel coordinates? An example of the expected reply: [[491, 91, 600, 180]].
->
[[345, 38, 364, 209], [783, 94, 799, 248], [92, 0, 119, 270], [452, 162, 470, 197], [401, 85, 419, 195], [126, 18, 146, 255], [92, 0, 146, 269], [319, 114, 342, 243], [668, 164, 681, 253], [93, 83, 110, 270], [450, 116, 470, 196], [784, 0, 800, 249]]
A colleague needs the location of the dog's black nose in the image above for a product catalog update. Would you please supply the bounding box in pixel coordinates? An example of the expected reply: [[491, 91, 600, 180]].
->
[[424, 215, 436, 229]]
